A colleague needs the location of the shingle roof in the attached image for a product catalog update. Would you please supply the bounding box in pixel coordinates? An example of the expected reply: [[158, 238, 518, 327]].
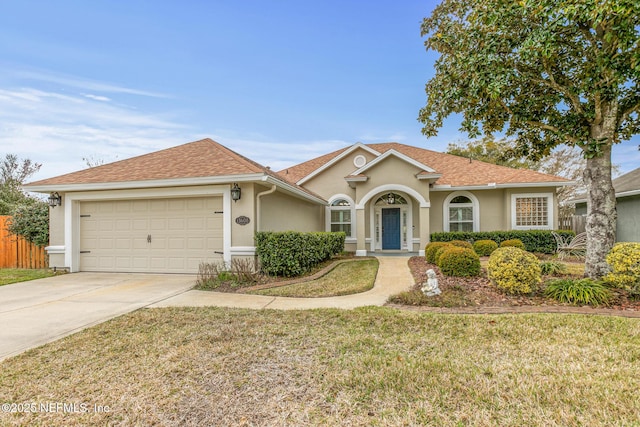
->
[[280, 142, 568, 187], [26, 138, 271, 186], [612, 167, 640, 194]]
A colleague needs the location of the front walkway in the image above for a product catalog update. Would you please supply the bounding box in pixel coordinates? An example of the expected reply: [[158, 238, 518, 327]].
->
[[149, 256, 414, 310]]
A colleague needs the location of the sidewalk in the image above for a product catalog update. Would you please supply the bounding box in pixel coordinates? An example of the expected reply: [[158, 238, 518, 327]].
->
[[149, 256, 414, 310]]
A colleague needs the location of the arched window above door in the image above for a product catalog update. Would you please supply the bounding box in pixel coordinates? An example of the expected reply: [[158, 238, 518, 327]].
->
[[375, 193, 407, 206]]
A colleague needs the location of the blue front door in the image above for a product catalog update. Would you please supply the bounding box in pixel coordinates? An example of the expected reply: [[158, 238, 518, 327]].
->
[[382, 208, 401, 250]]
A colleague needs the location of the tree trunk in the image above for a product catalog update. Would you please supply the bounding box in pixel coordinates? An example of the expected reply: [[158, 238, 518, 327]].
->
[[583, 143, 617, 279]]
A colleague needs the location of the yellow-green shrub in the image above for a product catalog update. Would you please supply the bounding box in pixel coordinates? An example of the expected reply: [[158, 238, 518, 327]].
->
[[425, 242, 452, 264], [603, 242, 640, 291], [488, 247, 541, 294], [449, 240, 473, 249], [473, 239, 498, 256], [500, 239, 525, 250], [437, 247, 480, 277]]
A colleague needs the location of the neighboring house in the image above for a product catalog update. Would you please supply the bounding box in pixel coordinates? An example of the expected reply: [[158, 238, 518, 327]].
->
[[573, 167, 640, 242], [23, 138, 570, 273]]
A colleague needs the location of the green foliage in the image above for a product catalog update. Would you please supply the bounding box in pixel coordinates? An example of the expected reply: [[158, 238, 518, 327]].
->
[[500, 239, 525, 250], [419, 0, 639, 154], [603, 243, 640, 291], [255, 231, 345, 277], [447, 137, 538, 169], [437, 247, 480, 277], [434, 245, 453, 266], [0, 154, 42, 215], [6, 198, 49, 246], [488, 247, 542, 294], [545, 278, 612, 306], [539, 260, 567, 276], [425, 242, 452, 264], [431, 230, 573, 254], [473, 239, 498, 256], [448, 240, 473, 249]]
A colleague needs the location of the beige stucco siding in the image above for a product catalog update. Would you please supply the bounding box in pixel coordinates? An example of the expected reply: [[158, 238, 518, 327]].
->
[[430, 187, 560, 233], [230, 184, 256, 248], [48, 199, 66, 269], [354, 157, 430, 205], [300, 147, 377, 200], [259, 190, 324, 232]]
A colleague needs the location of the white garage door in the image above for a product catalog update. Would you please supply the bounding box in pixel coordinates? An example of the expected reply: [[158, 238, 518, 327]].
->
[[79, 197, 223, 273]]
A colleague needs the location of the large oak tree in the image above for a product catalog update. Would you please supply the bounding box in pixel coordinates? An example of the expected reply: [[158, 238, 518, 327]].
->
[[419, 0, 639, 278]]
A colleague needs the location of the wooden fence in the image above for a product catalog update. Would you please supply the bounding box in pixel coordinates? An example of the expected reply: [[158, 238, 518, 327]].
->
[[558, 214, 586, 234], [0, 216, 48, 269]]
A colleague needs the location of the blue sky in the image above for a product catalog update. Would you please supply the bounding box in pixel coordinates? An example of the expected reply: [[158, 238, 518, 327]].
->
[[1, 1, 638, 182]]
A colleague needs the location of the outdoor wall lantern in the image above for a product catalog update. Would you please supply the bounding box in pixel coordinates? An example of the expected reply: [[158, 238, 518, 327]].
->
[[230, 183, 242, 202], [387, 192, 395, 205], [48, 192, 62, 208]]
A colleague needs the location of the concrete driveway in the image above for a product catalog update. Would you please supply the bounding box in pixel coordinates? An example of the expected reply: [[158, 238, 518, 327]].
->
[[0, 273, 195, 361]]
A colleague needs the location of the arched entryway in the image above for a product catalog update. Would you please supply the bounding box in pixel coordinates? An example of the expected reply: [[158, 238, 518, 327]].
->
[[355, 184, 430, 256], [371, 192, 412, 251]]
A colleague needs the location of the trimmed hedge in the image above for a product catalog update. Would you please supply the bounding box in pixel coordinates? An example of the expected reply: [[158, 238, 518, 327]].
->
[[430, 230, 575, 254], [437, 247, 481, 277], [255, 231, 346, 277], [473, 239, 498, 256]]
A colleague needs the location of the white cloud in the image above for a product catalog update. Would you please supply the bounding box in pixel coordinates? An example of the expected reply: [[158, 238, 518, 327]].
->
[[0, 86, 193, 182], [83, 93, 111, 102], [16, 69, 170, 98]]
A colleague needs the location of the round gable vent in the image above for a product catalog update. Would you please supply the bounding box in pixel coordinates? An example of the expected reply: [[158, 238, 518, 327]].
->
[[353, 155, 367, 168]]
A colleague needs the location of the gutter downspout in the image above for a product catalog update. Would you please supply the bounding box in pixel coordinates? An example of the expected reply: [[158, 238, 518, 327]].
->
[[256, 184, 277, 231]]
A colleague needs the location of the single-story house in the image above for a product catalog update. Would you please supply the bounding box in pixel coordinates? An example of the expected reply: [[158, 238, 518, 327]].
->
[[573, 167, 640, 242], [24, 138, 570, 273]]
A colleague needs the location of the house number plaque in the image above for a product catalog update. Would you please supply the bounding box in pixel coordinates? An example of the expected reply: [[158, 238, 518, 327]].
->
[[235, 216, 250, 226]]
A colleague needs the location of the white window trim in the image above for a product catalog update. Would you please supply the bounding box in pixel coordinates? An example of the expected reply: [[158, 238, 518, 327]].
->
[[511, 193, 554, 230], [443, 191, 479, 232], [326, 194, 356, 241]]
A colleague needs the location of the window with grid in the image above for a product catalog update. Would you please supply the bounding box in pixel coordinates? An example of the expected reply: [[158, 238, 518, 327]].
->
[[330, 199, 352, 236], [515, 196, 549, 227], [448, 195, 474, 232]]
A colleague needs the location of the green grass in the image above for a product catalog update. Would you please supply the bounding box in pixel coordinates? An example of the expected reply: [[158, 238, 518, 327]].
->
[[250, 259, 378, 297], [0, 269, 56, 286], [1, 307, 639, 426]]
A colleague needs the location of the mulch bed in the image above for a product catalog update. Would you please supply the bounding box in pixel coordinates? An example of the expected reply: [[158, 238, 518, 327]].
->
[[402, 256, 640, 312]]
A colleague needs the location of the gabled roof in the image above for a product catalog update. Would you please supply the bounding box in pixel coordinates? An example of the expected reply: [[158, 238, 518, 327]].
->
[[612, 167, 640, 195], [572, 167, 640, 203], [26, 138, 268, 186], [280, 142, 570, 188], [23, 138, 326, 204]]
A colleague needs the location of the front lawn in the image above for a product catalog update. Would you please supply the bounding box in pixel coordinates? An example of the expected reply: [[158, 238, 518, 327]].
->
[[0, 269, 55, 286], [249, 259, 378, 297], [1, 307, 639, 426]]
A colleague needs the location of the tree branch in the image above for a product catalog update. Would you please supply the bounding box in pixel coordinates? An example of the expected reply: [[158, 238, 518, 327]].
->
[[536, 58, 584, 114], [525, 120, 580, 144], [618, 101, 640, 127]]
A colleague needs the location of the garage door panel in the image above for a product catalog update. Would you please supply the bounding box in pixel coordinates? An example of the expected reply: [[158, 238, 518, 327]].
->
[[80, 197, 223, 273]]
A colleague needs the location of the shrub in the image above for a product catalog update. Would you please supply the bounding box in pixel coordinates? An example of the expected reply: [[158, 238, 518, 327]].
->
[[487, 247, 542, 294], [539, 260, 568, 276], [449, 240, 473, 249], [430, 230, 574, 254], [437, 247, 480, 277], [544, 278, 612, 306], [255, 231, 345, 277], [500, 239, 525, 250], [434, 245, 453, 265], [425, 242, 452, 264], [603, 242, 640, 291], [473, 239, 498, 256]]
